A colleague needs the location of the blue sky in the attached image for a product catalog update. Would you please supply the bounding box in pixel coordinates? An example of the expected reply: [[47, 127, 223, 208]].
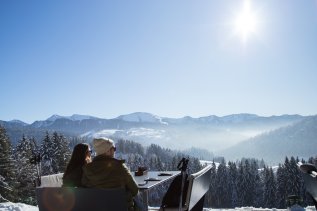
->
[[1, 0, 317, 123]]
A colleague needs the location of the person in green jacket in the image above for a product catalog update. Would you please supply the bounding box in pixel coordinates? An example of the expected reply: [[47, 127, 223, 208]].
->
[[82, 137, 139, 211]]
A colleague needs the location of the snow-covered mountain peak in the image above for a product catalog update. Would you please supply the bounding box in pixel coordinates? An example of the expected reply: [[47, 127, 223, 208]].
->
[[8, 119, 28, 126], [46, 114, 63, 121], [69, 114, 97, 121], [46, 114, 96, 122], [116, 112, 168, 125]]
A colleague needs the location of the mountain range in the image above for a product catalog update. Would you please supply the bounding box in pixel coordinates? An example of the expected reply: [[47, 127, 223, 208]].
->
[[1, 112, 316, 164]]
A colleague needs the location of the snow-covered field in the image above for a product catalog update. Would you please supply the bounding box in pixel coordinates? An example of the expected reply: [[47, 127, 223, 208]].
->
[[0, 203, 315, 211], [0, 202, 38, 211]]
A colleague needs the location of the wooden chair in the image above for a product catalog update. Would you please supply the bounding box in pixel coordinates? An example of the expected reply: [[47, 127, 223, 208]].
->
[[299, 162, 317, 210], [150, 164, 212, 211], [36, 187, 128, 211]]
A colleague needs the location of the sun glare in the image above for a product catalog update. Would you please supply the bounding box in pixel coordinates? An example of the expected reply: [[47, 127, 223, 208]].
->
[[233, 0, 259, 42]]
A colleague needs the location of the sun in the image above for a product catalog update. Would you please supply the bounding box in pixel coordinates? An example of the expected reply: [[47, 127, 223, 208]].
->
[[233, 0, 259, 42]]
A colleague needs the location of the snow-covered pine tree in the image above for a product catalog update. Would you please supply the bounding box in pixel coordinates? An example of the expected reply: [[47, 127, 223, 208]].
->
[[276, 163, 287, 208], [155, 157, 164, 171], [126, 153, 144, 171], [237, 161, 248, 207], [228, 161, 238, 208], [0, 125, 17, 202], [188, 157, 202, 174], [14, 135, 38, 204], [253, 162, 264, 208], [49, 132, 61, 173], [288, 156, 301, 196], [170, 156, 178, 170], [269, 167, 277, 207], [40, 131, 71, 175], [40, 131, 53, 175], [215, 161, 230, 208], [54, 133, 71, 173], [117, 139, 144, 156], [243, 159, 254, 206], [284, 156, 293, 196], [250, 160, 261, 207], [263, 166, 276, 208]]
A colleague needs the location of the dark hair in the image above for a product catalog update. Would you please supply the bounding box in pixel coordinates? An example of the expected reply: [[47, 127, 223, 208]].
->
[[63, 143, 89, 178]]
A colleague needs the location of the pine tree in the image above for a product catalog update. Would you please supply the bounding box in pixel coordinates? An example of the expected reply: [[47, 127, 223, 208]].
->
[[189, 158, 202, 174], [237, 161, 248, 207], [54, 133, 71, 173], [0, 125, 17, 202], [276, 163, 287, 208], [228, 161, 238, 208], [40, 131, 54, 175], [243, 159, 255, 206], [263, 167, 276, 208], [14, 135, 38, 204], [288, 156, 301, 196], [155, 157, 164, 171], [215, 162, 230, 208], [284, 156, 293, 196], [40, 131, 71, 175], [251, 160, 263, 208], [50, 132, 61, 173]]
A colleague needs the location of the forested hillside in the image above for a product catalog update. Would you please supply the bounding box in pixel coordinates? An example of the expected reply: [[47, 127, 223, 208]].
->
[[219, 116, 317, 164]]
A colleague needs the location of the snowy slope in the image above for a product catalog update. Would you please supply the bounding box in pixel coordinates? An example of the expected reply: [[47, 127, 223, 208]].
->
[[0, 202, 39, 211], [116, 112, 168, 125]]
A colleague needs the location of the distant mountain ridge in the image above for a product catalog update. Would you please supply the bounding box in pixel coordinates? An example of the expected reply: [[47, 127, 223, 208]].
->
[[3, 112, 304, 126], [46, 114, 97, 122], [1, 112, 315, 164]]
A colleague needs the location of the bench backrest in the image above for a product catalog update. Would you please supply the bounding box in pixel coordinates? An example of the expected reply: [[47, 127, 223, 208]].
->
[[36, 187, 128, 211], [40, 173, 63, 187], [298, 162, 317, 203], [185, 165, 212, 210]]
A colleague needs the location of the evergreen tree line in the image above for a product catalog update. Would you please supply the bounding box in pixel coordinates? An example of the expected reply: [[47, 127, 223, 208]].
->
[[0, 126, 72, 204], [115, 139, 202, 174], [205, 156, 315, 209]]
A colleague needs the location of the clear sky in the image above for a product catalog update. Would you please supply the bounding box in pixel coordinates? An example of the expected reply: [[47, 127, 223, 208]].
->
[[1, 0, 317, 123]]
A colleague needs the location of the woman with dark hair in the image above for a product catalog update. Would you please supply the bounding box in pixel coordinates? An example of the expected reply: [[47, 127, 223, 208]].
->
[[62, 143, 92, 187]]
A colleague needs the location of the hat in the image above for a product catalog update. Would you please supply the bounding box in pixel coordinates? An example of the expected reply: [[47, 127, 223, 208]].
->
[[93, 138, 115, 156]]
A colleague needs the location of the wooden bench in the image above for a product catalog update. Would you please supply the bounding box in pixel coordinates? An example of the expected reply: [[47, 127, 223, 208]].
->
[[150, 164, 212, 211], [36, 187, 128, 211]]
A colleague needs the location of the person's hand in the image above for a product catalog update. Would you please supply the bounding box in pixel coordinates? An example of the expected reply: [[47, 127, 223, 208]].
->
[[85, 156, 92, 164]]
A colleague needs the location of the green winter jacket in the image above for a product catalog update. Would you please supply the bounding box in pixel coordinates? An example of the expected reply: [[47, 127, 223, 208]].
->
[[81, 155, 138, 210]]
